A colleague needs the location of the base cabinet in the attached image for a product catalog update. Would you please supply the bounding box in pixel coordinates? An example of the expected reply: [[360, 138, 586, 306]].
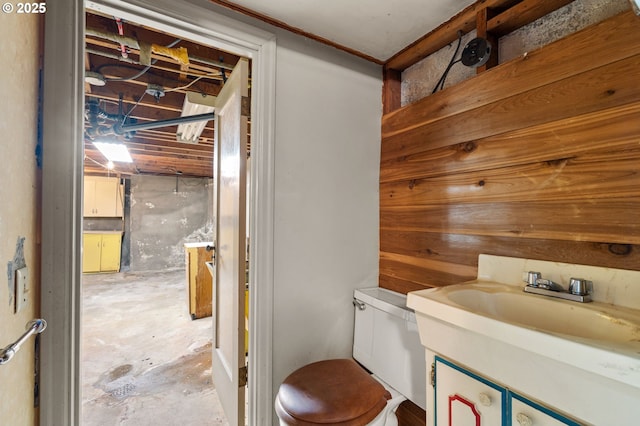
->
[[510, 394, 577, 426], [83, 232, 122, 273], [434, 357, 582, 426], [184, 242, 213, 320]]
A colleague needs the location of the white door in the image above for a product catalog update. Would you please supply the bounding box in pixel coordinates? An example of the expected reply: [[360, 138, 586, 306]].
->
[[211, 57, 249, 426]]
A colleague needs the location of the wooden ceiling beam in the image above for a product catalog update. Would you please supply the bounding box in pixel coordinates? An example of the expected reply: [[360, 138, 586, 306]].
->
[[84, 10, 247, 178], [487, 0, 575, 36], [86, 39, 226, 80], [85, 54, 224, 100], [86, 12, 240, 71], [384, 0, 575, 72]]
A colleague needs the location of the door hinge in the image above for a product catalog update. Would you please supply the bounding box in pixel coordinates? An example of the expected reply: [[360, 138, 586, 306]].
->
[[430, 362, 436, 388], [241, 96, 250, 117], [239, 365, 248, 387]]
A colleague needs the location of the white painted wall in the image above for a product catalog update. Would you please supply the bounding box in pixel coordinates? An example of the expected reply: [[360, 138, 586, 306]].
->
[[183, 3, 383, 420], [270, 33, 381, 410], [0, 11, 41, 426]]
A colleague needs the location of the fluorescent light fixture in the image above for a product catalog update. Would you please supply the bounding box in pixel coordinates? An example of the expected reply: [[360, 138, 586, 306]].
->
[[631, 0, 640, 15], [93, 141, 133, 163], [176, 92, 216, 144]]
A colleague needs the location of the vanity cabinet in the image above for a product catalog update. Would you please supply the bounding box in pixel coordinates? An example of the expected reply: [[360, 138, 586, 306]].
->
[[510, 394, 577, 426], [434, 357, 581, 426]]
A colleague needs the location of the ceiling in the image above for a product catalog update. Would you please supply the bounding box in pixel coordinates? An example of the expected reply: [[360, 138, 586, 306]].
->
[[210, 0, 477, 62], [84, 1, 477, 178], [83, 11, 243, 178]]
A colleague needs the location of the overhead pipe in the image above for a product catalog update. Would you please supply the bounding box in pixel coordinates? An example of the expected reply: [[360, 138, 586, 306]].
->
[[114, 112, 214, 134], [85, 99, 214, 139], [86, 27, 141, 51]]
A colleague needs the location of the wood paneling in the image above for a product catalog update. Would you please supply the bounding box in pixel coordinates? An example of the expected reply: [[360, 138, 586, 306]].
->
[[379, 11, 640, 293], [383, 11, 640, 140]]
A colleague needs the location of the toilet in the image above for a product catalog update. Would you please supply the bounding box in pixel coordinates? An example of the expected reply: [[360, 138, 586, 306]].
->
[[275, 287, 426, 425]]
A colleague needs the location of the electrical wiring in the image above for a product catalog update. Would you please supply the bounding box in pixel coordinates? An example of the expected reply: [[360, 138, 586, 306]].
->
[[432, 31, 464, 94]]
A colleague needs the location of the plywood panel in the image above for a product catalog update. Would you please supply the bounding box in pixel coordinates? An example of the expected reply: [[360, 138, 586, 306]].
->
[[381, 103, 640, 183], [380, 230, 640, 269], [381, 201, 640, 244], [382, 55, 640, 162], [381, 158, 640, 205], [380, 230, 640, 293]]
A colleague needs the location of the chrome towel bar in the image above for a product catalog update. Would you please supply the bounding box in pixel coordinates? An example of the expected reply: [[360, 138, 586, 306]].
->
[[0, 318, 47, 365]]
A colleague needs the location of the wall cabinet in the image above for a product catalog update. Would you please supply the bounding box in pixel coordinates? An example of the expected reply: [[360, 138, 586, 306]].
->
[[84, 176, 123, 217], [83, 232, 122, 273], [434, 357, 581, 426]]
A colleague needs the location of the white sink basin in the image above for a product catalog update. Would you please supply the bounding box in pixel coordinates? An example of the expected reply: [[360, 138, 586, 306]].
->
[[406, 255, 640, 425], [435, 280, 640, 348], [407, 280, 640, 389]]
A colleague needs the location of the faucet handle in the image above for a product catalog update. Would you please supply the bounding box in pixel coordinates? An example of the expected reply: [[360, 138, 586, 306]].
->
[[569, 278, 592, 296], [524, 271, 542, 286]]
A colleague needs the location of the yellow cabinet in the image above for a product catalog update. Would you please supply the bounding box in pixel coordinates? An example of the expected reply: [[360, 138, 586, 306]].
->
[[83, 234, 102, 272], [185, 242, 213, 319], [84, 176, 124, 217], [83, 232, 122, 273]]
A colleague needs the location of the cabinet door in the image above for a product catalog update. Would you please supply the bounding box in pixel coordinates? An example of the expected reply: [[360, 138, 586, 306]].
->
[[511, 394, 582, 426], [435, 357, 505, 426], [94, 178, 118, 216], [100, 233, 121, 272], [82, 234, 102, 273], [84, 177, 123, 217], [83, 179, 97, 216]]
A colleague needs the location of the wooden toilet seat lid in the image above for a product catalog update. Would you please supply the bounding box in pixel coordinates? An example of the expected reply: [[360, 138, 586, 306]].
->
[[275, 359, 391, 425]]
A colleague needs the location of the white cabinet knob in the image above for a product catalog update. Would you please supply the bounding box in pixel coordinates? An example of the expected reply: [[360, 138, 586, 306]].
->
[[516, 413, 533, 426], [478, 392, 492, 406]]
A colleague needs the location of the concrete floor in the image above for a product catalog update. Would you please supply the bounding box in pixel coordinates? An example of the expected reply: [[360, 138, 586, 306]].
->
[[81, 269, 229, 426]]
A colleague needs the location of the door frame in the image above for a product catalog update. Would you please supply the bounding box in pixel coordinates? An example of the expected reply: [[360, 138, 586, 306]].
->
[[40, 1, 276, 424]]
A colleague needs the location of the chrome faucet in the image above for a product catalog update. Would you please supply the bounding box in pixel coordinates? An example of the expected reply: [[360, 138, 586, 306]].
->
[[523, 271, 593, 303]]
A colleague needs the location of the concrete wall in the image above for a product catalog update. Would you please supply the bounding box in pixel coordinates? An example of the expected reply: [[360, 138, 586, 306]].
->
[[0, 12, 42, 426], [129, 175, 213, 271], [402, 0, 630, 106]]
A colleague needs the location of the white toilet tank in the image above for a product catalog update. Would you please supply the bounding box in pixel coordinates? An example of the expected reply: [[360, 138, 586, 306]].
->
[[353, 287, 427, 410]]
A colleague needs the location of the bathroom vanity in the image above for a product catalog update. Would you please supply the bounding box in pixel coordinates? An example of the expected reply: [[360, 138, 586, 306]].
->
[[407, 255, 640, 426]]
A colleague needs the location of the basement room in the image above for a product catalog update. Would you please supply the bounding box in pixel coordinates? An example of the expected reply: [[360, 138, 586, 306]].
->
[[1, 0, 639, 425]]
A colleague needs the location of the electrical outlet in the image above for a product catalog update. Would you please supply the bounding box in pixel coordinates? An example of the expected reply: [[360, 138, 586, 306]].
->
[[15, 267, 28, 313]]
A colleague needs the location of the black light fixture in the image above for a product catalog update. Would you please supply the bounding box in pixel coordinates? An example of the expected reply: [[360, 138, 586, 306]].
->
[[432, 33, 493, 94], [461, 37, 492, 68]]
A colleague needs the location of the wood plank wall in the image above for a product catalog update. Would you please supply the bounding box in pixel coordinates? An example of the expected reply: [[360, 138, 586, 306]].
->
[[379, 11, 640, 294]]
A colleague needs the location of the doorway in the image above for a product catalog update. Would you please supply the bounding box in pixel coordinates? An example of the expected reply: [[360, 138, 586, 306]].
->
[[40, 1, 276, 424], [81, 7, 248, 425]]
